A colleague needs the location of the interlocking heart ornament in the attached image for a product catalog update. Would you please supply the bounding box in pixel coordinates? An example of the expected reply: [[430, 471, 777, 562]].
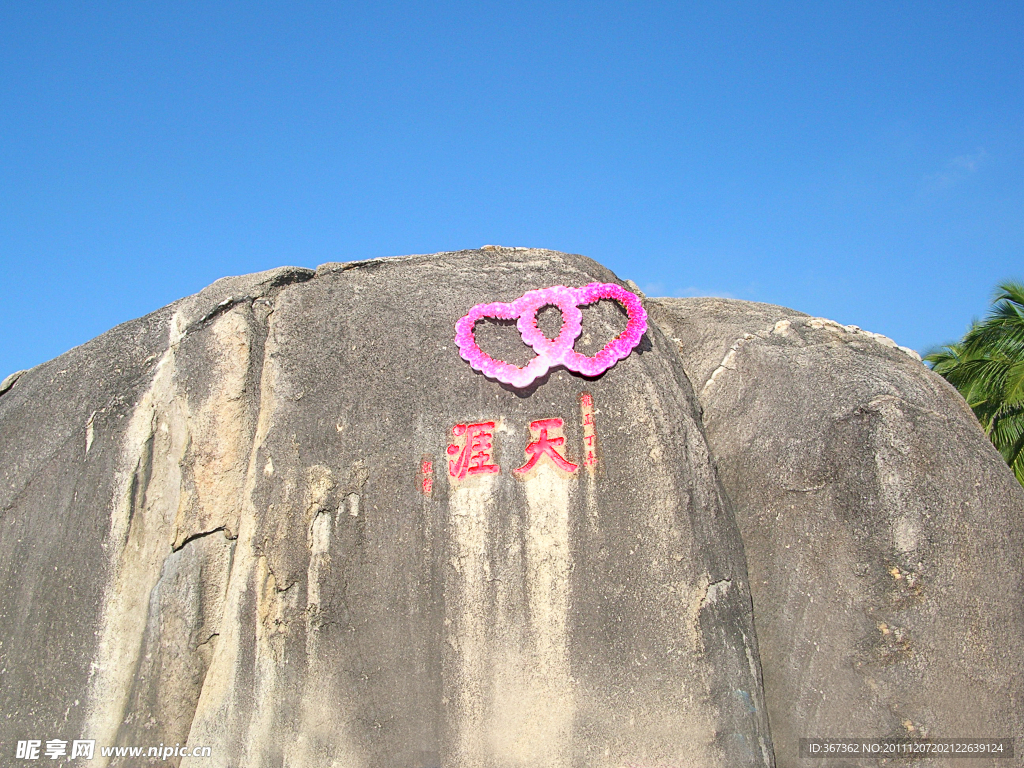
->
[[454, 283, 648, 388]]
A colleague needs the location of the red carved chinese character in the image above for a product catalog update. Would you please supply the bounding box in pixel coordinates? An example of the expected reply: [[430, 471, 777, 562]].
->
[[419, 457, 435, 495], [447, 422, 500, 480], [580, 393, 599, 469], [515, 418, 578, 474]]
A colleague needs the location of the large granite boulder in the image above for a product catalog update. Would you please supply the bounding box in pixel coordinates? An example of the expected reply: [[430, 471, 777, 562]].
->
[[650, 297, 1024, 767], [3, 251, 1022, 768], [0, 250, 774, 768]]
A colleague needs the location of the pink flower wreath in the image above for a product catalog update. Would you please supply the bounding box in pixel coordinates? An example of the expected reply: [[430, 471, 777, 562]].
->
[[454, 283, 648, 388]]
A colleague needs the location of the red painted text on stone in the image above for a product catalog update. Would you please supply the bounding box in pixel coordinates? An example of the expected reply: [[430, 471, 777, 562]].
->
[[515, 418, 578, 475], [580, 392, 599, 468], [421, 459, 434, 494], [447, 422, 500, 480]]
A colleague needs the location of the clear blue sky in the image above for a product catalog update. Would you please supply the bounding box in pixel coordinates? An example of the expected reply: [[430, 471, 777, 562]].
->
[[1, 2, 1021, 377]]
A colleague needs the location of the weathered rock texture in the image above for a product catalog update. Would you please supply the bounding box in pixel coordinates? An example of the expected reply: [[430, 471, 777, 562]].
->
[[1, 251, 1022, 768], [650, 297, 1024, 767], [1, 250, 773, 768]]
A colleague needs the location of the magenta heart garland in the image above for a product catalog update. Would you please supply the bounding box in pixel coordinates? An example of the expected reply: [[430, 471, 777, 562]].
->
[[454, 283, 648, 388]]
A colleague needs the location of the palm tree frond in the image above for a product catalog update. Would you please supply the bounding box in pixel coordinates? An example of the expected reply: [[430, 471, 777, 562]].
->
[[930, 278, 1024, 489]]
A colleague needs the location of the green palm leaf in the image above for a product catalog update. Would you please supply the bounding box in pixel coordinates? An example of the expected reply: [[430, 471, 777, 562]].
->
[[926, 279, 1024, 488]]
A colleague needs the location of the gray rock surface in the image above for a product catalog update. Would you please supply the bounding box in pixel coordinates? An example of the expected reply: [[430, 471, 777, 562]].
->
[[0, 250, 774, 768], [650, 297, 1024, 768], [5, 259, 1023, 768]]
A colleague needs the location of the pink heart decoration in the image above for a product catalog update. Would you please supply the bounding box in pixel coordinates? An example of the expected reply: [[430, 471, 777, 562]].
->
[[454, 283, 648, 387]]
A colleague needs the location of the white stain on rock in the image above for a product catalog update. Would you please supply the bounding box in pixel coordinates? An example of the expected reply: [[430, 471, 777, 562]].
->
[[182, 311, 362, 768], [83, 314, 188, 766], [85, 411, 96, 453], [447, 473, 497, 766], [173, 309, 253, 549], [508, 460, 575, 767], [701, 578, 732, 609], [446, 461, 577, 768]]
